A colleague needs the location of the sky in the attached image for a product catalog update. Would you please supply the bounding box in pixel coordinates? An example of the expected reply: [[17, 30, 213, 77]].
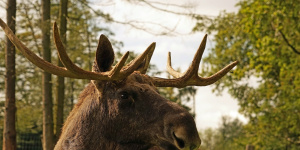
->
[[94, 0, 247, 129], [0, 0, 247, 129]]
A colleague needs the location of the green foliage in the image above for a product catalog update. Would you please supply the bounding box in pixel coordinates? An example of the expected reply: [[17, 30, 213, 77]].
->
[[194, 0, 300, 149], [199, 116, 246, 150]]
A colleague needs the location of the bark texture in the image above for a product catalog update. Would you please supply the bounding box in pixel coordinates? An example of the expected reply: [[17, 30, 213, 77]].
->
[[3, 0, 17, 149], [42, 0, 54, 149], [56, 0, 68, 141]]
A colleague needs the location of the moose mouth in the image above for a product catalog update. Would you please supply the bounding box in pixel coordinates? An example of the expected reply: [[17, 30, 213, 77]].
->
[[149, 138, 180, 150], [147, 132, 186, 150]]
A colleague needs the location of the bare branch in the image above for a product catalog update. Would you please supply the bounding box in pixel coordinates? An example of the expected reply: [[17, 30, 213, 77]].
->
[[137, 0, 194, 16], [271, 22, 300, 55], [278, 30, 300, 55], [112, 19, 180, 36], [126, 0, 215, 19], [132, 0, 192, 9], [78, 0, 197, 36]]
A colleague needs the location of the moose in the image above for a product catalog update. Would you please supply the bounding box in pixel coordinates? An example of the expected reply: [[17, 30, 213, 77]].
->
[[0, 18, 237, 150]]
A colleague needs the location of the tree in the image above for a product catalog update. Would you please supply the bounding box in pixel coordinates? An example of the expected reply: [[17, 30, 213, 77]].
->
[[199, 128, 217, 150], [55, 0, 68, 141], [3, 0, 17, 149], [199, 116, 246, 150], [215, 116, 245, 150], [41, 0, 54, 149], [194, 0, 300, 149]]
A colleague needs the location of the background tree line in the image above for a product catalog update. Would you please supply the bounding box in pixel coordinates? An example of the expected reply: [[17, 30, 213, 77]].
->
[[1, 0, 299, 149], [196, 0, 299, 149]]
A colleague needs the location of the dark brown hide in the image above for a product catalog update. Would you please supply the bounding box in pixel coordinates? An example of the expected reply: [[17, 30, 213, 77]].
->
[[54, 34, 200, 150], [54, 72, 200, 150]]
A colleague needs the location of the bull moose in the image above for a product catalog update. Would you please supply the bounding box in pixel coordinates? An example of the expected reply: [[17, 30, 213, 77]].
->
[[0, 18, 237, 150]]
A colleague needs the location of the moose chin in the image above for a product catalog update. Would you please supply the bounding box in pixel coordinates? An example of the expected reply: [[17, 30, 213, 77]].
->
[[0, 18, 237, 150]]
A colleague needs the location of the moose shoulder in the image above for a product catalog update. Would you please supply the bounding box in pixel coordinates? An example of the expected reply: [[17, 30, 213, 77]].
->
[[0, 19, 237, 150]]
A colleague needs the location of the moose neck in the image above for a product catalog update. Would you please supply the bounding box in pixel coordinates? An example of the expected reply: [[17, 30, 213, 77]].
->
[[55, 83, 104, 149]]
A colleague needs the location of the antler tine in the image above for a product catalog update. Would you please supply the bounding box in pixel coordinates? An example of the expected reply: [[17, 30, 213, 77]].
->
[[167, 52, 182, 78], [109, 51, 129, 78], [138, 42, 156, 74], [0, 18, 78, 78], [152, 34, 238, 88], [1, 18, 158, 81], [53, 22, 111, 80], [182, 34, 207, 79], [122, 42, 156, 75], [53, 22, 83, 74], [167, 35, 207, 79], [198, 60, 238, 85]]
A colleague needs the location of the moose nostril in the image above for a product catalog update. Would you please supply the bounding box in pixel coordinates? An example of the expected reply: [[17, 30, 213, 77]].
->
[[173, 132, 185, 148]]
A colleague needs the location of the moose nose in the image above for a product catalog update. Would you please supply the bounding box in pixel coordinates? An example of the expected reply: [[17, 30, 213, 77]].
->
[[163, 105, 201, 150], [172, 129, 201, 150]]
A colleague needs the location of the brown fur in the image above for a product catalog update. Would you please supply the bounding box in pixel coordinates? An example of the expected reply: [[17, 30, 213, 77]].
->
[[54, 35, 200, 150], [54, 72, 200, 150]]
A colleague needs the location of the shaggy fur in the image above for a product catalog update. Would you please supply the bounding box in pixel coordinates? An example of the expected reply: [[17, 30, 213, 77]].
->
[[54, 35, 200, 150]]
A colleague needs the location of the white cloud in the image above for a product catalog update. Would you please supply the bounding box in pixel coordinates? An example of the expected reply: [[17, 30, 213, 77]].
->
[[195, 87, 247, 129]]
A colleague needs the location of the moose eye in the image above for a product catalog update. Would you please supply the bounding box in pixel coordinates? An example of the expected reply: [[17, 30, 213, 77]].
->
[[120, 91, 129, 100]]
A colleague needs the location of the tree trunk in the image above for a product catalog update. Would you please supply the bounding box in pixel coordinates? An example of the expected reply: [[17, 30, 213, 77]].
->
[[56, 0, 68, 141], [42, 0, 54, 149], [3, 0, 17, 149]]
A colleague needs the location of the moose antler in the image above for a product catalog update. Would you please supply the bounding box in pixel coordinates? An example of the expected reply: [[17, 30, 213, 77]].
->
[[0, 18, 155, 81], [0, 18, 237, 87], [152, 34, 238, 88]]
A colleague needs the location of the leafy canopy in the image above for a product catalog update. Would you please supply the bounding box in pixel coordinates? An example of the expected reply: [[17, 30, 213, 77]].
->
[[194, 0, 300, 149]]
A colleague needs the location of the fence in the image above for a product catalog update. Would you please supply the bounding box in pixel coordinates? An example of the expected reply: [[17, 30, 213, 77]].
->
[[17, 133, 42, 150]]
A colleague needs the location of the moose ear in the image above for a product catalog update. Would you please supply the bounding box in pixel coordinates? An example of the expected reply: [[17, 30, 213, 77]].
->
[[93, 35, 115, 72]]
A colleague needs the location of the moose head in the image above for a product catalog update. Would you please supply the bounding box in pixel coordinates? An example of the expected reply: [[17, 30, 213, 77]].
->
[[0, 19, 237, 150]]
